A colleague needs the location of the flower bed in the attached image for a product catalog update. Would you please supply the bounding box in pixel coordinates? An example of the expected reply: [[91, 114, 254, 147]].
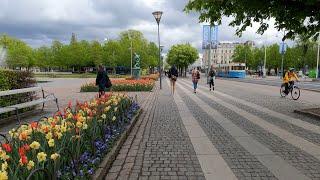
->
[[125, 73, 159, 81], [0, 93, 140, 179], [81, 79, 155, 92]]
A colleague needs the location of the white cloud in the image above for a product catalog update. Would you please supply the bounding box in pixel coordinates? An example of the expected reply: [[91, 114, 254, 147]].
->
[[0, 0, 294, 51]]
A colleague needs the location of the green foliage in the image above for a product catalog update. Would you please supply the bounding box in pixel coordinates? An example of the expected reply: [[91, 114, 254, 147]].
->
[[0, 69, 37, 118], [0, 30, 159, 71], [167, 43, 199, 70], [233, 41, 319, 71], [0, 35, 35, 69], [184, 0, 320, 40]]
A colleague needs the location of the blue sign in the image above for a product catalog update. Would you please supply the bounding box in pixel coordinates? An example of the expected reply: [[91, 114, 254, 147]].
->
[[279, 42, 287, 54], [202, 25, 218, 49]]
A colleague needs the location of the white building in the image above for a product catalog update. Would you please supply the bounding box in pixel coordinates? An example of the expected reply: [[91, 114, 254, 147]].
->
[[189, 54, 203, 69], [203, 40, 255, 67]]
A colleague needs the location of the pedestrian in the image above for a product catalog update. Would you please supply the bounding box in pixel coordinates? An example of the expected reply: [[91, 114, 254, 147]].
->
[[168, 65, 178, 95], [191, 67, 200, 93], [208, 66, 216, 91], [96, 65, 111, 98]]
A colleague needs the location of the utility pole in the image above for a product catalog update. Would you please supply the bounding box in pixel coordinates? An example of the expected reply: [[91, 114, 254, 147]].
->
[[263, 45, 267, 78], [280, 31, 285, 77], [316, 34, 319, 79], [207, 25, 212, 84], [128, 32, 133, 77]]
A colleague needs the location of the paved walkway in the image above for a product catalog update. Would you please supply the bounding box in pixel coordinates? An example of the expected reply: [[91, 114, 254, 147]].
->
[[0, 78, 150, 134], [106, 76, 320, 180]]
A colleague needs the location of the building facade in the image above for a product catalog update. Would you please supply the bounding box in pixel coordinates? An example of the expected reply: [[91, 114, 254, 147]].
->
[[203, 40, 255, 67]]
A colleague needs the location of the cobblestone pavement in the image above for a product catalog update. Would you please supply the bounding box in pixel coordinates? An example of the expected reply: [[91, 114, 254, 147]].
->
[[105, 82, 205, 180], [106, 76, 320, 180]]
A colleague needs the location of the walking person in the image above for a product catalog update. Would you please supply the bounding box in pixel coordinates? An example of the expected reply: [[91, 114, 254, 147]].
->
[[96, 65, 108, 98], [208, 66, 216, 91], [191, 67, 200, 93], [168, 65, 178, 95]]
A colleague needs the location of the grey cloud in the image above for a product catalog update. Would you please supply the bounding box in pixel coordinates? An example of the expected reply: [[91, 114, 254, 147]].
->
[[0, 0, 289, 52]]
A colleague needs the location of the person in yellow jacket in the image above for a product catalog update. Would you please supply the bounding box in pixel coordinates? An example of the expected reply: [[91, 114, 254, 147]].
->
[[283, 68, 299, 94]]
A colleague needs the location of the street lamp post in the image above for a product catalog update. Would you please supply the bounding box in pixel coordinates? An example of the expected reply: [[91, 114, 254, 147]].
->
[[128, 33, 133, 77], [316, 34, 319, 79], [160, 45, 164, 72], [152, 11, 163, 89], [263, 45, 267, 78]]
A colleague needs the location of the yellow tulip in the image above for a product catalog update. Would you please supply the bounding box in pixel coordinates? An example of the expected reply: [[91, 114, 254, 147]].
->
[[37, 152, 47, 162], [45, 132, 53, 140], [56, 132, 63, 139], [0, 170, 8, 180], [1, 162, 7, 171], [27, 161, 35, 170], [76, 121, 83, 128], [48, 139, 55, 147], [0, 151, 9, 161], [50, 153, 60, 161], [30, 141, 40, 150]]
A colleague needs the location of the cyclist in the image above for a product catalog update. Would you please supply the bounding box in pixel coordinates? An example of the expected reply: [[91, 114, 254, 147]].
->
[[283, 68, 299, 95]]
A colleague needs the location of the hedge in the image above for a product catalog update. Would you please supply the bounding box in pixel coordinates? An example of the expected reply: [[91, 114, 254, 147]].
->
[[0, 69, 37, 118]]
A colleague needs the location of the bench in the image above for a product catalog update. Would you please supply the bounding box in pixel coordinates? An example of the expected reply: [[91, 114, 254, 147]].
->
[[0, 87, 59, 124]]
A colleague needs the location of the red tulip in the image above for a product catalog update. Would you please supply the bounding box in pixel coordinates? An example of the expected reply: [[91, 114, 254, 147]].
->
[[2, 143, 12, 153]]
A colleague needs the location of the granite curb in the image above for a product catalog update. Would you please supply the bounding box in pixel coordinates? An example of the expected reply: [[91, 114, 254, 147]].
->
[[92, 108, 142, 180]]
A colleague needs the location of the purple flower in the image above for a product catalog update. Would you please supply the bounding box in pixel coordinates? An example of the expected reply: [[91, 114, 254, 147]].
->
[[88, 168, 94, 175]]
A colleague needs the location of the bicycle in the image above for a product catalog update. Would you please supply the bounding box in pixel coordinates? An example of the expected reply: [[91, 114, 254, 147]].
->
[[280, 82, 300, 100]]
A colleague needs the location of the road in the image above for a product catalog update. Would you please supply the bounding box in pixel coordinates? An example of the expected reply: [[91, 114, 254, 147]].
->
[[107, 76, 320, 180], [221, 77, 320, 92]]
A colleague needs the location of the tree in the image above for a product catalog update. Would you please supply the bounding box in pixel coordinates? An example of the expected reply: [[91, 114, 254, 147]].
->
[[167, 44, 198, 76], [185, 0, 320, 40], [266, 44, 281, 73], [232, 45, 254, 69], [4, 37, 35, 69], [90, 41, 103, 67], [34, 46, 53, 70]]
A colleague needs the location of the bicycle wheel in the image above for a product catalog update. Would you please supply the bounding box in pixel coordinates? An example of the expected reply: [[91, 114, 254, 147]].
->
[[291, 86, 300, 100], [280, 84, 287, 97]]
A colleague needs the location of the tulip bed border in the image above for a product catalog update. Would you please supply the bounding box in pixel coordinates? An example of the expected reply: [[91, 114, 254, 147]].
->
[[92, 108, 141, 180], [80, 79, 155, 92], [0, 93, 141, 180]]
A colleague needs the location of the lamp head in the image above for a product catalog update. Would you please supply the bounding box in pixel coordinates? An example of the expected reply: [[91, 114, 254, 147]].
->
[[152, 11, 163, 24]]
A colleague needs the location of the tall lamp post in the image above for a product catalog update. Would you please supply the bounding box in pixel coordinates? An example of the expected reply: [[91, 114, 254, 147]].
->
[[316, 34, 319, 79], [152, 11, 163, 89], [128, 33, 133, 77], [160, 45, 164, 72]]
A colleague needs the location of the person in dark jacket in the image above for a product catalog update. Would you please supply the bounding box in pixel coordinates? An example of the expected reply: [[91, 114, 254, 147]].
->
[[208, 66, 216, 91], [96, 65, 107, 97], [168, 65, 178, 95]]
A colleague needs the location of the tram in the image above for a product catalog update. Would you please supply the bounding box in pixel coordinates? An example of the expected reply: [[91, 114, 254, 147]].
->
[[216, 63, 246, 78]]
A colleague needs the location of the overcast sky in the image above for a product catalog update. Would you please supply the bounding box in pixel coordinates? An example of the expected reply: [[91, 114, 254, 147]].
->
[[0, 0, 293, 52]]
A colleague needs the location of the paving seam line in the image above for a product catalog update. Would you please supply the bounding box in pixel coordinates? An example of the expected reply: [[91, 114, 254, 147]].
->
[[176, 81, 310, 180], [166, 79, 238, 180], [178, 80, 320, 161], [220, 78, 320, 93], [180, 78, 320, 134]]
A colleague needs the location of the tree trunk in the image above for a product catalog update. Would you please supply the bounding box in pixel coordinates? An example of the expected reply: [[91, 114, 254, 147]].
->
[[184, 66, 187, 77]]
